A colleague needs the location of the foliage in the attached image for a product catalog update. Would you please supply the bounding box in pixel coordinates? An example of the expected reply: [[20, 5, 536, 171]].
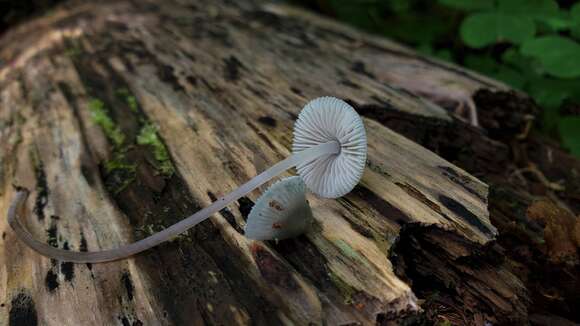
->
[[450, 0, 580, 157], [460, 12, 535, 48], [559, 117, 580, 156], [296, 0, 580, 157], [520, 36, 580, 78], [116, 88, 139, 113]]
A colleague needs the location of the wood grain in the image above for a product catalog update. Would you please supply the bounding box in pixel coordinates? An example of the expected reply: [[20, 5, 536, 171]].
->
[[0, 0, 509, 324]]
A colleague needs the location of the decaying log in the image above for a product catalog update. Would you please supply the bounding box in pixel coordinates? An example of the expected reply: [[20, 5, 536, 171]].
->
[[0, 0, 527, 325]]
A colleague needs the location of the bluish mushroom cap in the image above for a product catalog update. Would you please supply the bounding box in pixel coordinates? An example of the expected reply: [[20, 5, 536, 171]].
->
[[244, 176, 313, 240]]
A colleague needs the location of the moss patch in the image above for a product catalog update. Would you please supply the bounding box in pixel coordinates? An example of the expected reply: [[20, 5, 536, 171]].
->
[[116, 88, 138, 113], [103, 154, 137, 195], [88, 98, 136, 194], [88, 98, 125, 148], [104, 158, 135, 174], [137, 123, 175, 176], [87, 90, 175, 195], [89, 94, 174, 180]]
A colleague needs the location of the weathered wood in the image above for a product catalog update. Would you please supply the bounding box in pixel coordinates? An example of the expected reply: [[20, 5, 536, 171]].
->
[[0, 0, 524, 325]]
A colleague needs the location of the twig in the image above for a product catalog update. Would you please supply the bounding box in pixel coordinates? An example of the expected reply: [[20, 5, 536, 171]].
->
[[516, 115, 535, 140], [514, 163, 565, 192]]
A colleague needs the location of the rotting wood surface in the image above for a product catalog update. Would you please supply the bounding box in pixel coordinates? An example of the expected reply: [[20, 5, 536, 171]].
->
[[0, 0, 527, 325]]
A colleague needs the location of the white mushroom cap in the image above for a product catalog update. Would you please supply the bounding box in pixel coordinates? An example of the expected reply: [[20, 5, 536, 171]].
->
[[292, 97, 367, 198], [244, 176, 313, 240]]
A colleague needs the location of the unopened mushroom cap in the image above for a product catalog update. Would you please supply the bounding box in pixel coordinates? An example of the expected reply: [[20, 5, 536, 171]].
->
[[293, 97, 367, 198], [244, 176, 313, 241]]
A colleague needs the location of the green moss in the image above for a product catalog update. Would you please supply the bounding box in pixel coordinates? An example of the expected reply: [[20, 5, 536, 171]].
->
[[328, 271, 356, 304], [103, 154, 136, 195], [116, 88, 139, 113], [87, 96, 173, 195], [137, 123, 175, 177], [127, 96, 138, 113], [87, 98, 137, 194], [88, 98, 125, 148], [104, 158, 135, 174]]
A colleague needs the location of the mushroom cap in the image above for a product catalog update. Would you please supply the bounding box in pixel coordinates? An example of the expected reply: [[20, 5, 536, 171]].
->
[[293, 97, 367, 198], [244, 176, 313, 241]]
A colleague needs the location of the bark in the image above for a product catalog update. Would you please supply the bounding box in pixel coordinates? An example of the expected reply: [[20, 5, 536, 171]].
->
[[0, 0, 527, 325]]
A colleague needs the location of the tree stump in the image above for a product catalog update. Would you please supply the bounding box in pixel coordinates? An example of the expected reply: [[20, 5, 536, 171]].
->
[[0, 0, 528, 325]]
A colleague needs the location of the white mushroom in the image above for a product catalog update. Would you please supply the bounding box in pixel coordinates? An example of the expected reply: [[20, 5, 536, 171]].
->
[[7, 97, 367, 263], [293, 97, 367, 198], [244, 176, 312, 241]]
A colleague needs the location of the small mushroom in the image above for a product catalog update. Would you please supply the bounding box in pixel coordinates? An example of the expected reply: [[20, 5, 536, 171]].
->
[[294, 96, 367, 198], [7, 97, 367, 263], [244, 176, 312, 241]]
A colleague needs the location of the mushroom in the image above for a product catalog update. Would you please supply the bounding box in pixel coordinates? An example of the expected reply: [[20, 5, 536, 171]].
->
[[293, 96, 367, 198], [7, 96, 367, 263], [244, 176, 312, 241]]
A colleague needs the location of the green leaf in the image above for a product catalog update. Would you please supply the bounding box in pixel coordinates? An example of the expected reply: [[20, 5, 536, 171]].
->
[[502, 48, 530, 68], [438, 0, 494, 11], [520, 36, 580, 78], [571, 3, 580, 39], [497, 0, 558, 15], [464, 54, 499, 74], [559, 117, 580, 157], [460, 12, 535, 48], [464, 54, 526, 90], [572, 3, 580, 21], [502, 48, 550, 79], [526, 74, 568, 132], [465, 54, 525, 89], [498, 0, 569, 31], [531, 87, 567, 110], [380, 13, 455, 44], [572, 23, 580, 40], [526, 75, 580, 133], [571, 88, 580, 103], [494, 66, 526, 89], [536, 11, 572, 31]]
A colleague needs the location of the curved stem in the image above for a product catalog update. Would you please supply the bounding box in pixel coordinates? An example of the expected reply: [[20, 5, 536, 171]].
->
[[7, 141, 340, 263]]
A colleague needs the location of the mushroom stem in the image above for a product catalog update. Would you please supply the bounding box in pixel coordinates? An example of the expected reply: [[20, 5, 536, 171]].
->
[[8, 141, 340, 263]]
